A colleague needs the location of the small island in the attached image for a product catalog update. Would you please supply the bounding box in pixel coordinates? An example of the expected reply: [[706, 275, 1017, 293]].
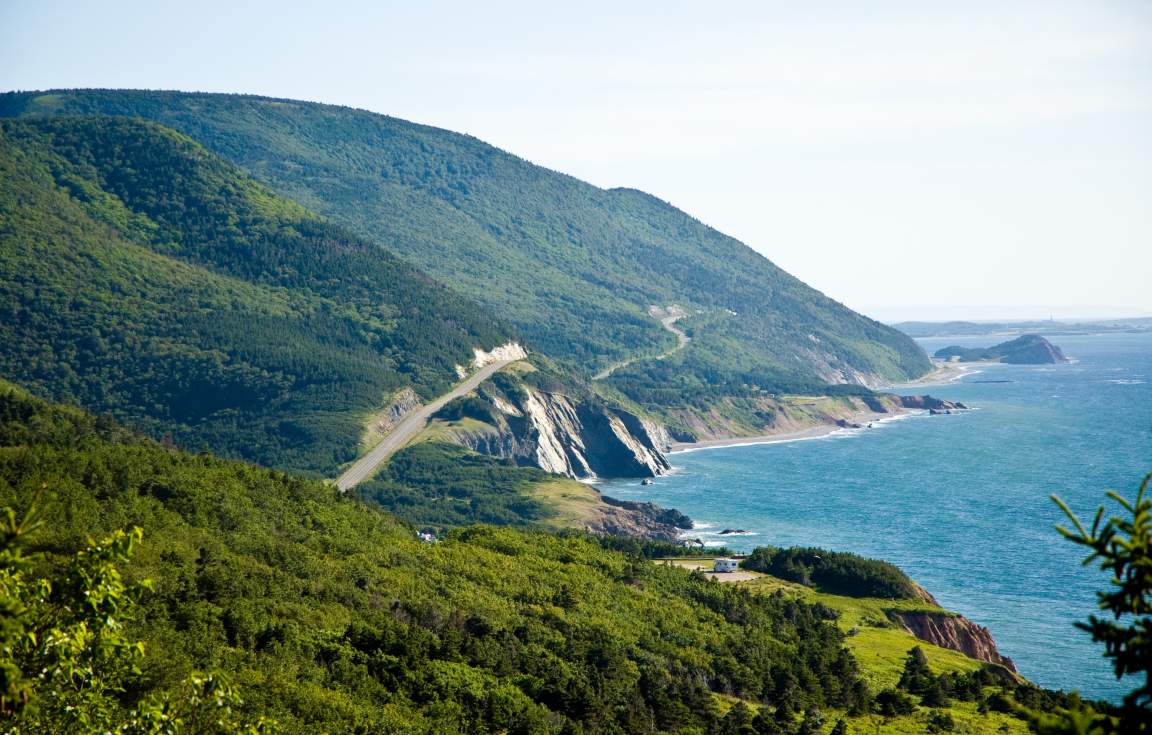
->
[[934, 334, 1069, 364]]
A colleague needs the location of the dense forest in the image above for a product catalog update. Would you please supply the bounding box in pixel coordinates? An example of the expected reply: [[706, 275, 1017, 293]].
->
[[0, 382, 875, 732], [1, 382, 1123, 734], [1, 90, 1142, 734], [0, 116, 512, 474], [0, 91, 931, 412], [358, 442, 557, 530]]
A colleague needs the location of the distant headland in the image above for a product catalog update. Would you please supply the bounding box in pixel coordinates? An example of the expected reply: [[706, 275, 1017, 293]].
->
[[934, 334, 1069, 364]]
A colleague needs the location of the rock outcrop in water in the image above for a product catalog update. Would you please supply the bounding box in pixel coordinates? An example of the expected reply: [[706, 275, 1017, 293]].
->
[[890, 610, 1018, 673], [898, 395, 969, 411], [934, 334, 1068, 364]]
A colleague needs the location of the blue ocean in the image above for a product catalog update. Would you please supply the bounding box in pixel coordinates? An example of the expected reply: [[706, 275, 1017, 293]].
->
[[600, 331, 1151, 701]]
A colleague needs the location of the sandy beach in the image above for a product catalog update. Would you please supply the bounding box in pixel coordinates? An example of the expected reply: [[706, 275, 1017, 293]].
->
[[882, 358, 1008, 389], [881, 360, 974, 388]]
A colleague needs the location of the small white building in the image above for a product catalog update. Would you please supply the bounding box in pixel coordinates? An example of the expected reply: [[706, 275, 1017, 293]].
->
[[713, 558, 740, 573]]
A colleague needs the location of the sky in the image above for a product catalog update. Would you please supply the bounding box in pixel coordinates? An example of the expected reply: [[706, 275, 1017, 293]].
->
[[3, 0, 1150, 322]]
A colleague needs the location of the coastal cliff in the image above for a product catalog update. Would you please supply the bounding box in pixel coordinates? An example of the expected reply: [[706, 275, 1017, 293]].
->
[[657, 392, 966, 446], [430, 377, 971, 477], [431, 372, 672, 479], [890, 610, 1018, 673], [657, 393, 906, 444]]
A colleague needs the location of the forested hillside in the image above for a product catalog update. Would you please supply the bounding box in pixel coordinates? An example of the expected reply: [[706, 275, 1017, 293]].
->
[[0, 381, 869, 733], [0, 382, 1099, 733], [0, 91, 931, 414], [0, 116, 512, 474]]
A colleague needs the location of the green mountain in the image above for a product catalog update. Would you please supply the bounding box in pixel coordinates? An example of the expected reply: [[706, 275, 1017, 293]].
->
[[934, 335, 1068, 364], [0, 381, 1072, 734], [0, 91, 931, 418], [0, 116, 513, 474]]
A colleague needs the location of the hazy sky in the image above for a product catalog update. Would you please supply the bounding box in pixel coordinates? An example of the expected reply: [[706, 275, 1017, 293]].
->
[[3, 0, 1150, 321]]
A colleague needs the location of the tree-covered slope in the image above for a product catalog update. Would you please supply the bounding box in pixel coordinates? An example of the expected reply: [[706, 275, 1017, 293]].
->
[[0, 380, 869, 733], [0, 116, 513, 474], [934, 334, 1068, 364], [0, 382, 1097, 734], [0, 90, 931, 407]]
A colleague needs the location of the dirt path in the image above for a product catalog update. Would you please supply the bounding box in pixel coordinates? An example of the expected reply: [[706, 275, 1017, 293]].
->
[[335, 358, 520, 491], [594, 311, 690, 380]]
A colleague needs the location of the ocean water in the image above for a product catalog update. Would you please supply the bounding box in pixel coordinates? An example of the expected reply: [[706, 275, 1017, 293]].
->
[[600, 331, 1151, 701]]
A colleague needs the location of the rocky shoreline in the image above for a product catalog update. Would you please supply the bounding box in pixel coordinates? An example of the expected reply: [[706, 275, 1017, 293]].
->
[[668, 394, 967, 452], [582, 495, 693, 540]]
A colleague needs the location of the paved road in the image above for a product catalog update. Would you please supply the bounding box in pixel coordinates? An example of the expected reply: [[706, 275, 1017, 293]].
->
[[335, 358, 521, 491], [594, 314, 690, 380]]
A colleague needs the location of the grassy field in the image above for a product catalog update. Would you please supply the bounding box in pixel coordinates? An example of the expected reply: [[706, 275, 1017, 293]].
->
[[532, 478, 613, 529], [834, 702, 1030, 735], [710, 695, 1031, 735], [674, 560, 1032, 734], [416, 416, 498, 444]]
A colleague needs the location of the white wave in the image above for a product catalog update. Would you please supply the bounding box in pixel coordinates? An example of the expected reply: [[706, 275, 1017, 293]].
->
[[671, 431, 840, 454], [879, 412, 913, 422], [827, 428, 862, 440], [672, 409, 941, 454]]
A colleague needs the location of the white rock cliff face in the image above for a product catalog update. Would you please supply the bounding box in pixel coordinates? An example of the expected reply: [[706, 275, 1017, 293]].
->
[[471, 342, 528, 369], [455, 342, 529, 378], [441, 380, 672, 479], [520, 389, 596, 477]]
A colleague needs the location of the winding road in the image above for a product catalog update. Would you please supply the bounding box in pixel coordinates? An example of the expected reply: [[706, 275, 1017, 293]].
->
[[338, 309, 689, 489], [335, 358, 521, 491], [593, 313, 690, 380]]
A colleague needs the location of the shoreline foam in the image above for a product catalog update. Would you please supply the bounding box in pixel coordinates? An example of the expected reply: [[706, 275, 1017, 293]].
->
[[668, 360, 979, 454], [880, 360, 985, 389], [668, 408, 922, 454]]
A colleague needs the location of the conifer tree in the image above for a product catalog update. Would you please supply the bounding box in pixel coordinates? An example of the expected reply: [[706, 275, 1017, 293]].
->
[[897, 646, 934, 694], [1050, 473, 1152, 733]]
